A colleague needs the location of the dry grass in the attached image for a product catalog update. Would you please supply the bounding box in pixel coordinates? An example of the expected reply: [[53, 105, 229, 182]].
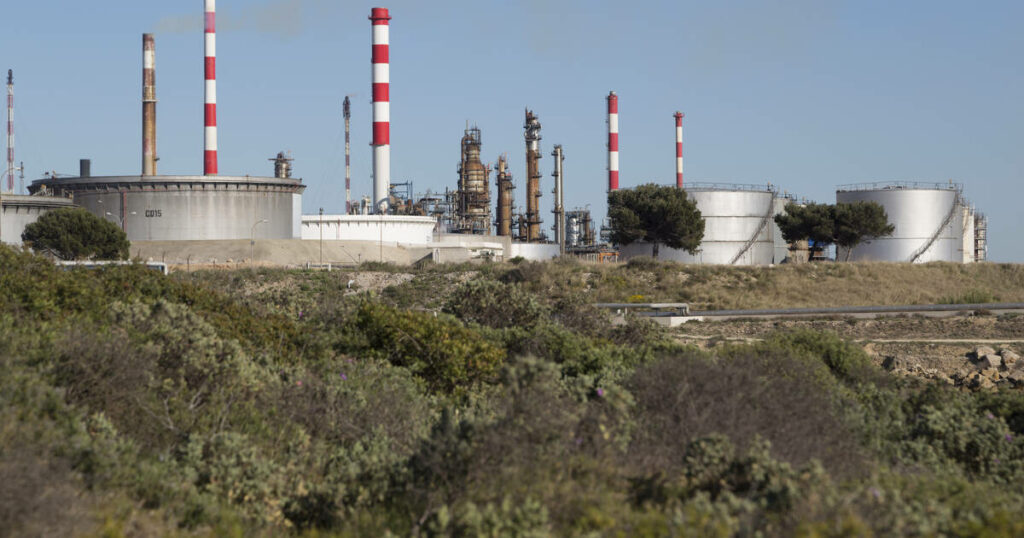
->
[[185, 260, 1024, 313], [518, 260, 1024, 311]]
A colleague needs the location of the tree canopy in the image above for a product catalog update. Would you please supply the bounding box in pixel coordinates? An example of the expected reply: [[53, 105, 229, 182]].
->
[[608, 183, 705, 258], [774, 201, 894, 260], [21, 207, 130, 260]]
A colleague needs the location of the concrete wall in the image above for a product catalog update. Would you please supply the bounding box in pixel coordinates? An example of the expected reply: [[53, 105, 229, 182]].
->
[[509, 242, 560, 261], [302, 215, 436, 245]]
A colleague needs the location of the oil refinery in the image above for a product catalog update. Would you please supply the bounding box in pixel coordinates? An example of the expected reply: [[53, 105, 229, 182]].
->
[[1, 4, 990, 266]]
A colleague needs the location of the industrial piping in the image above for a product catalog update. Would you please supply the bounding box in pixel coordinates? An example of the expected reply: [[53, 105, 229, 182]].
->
[[607, 91, 618, 191], [674, 111, 684, 188], [142, 34, 157, 176], [6, 70, 13, 192], [204, 0, 217, 175], [370, 7, 391, 213]]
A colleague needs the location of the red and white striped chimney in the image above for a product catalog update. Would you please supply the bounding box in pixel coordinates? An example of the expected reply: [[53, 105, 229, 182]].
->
[[370, 7, 391, 213], [674, 111, 684, 188], [607, 91, 618, 191], [204, 0, 218, 175]]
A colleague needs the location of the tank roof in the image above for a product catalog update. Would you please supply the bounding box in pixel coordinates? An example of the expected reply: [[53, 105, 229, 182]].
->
[[837, 181, 962, 193], [28, 174, 305, 195], [0, 193, 76, 208], [683, 182, 776, 193]]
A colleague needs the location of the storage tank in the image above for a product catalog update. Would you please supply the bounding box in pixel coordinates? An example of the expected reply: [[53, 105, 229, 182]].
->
[[1, 194, 77, 245], [28, 175, 305, 242], [618, 183, 777, 265], [835, 182, 967, 263]]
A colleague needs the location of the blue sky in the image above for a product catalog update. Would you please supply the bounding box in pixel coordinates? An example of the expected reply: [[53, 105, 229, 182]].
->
[[2, 0, 1022, 260]]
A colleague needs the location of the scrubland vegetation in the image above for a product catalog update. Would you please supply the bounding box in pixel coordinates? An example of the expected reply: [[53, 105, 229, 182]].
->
[[4, 246, 1024, 536]]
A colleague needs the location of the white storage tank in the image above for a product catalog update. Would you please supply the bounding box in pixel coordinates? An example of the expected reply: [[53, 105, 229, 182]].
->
[[618, 183, 777, 265], [835, 182, 969, 263], [1, 194, 77, 246], [29, 175, 306, 242]]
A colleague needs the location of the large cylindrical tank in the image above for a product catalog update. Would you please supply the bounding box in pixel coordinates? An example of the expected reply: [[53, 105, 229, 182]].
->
[[1, 194, 77, 245], [835, 183, 965, 263], [28, 175, 305, 242], [618, 184, 776, 265], [771, 195, 792, 264]]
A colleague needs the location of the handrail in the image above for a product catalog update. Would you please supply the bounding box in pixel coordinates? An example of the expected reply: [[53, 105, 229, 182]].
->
[[837, 181, 962, 192]]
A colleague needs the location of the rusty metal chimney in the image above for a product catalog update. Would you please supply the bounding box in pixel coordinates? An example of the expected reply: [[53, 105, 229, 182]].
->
[[142, 34, 157, 175]]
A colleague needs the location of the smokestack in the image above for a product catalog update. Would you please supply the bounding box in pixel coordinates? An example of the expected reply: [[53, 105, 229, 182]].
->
[[204, 0, 218, 175], [343, 96, 352, 214], [143, 34, 157, 176], [607, 91, 618, 192], [674, 111, 684, 188], [80, 159, 91, 178], [370, 7, 391, 213], [6, 70, 13, 192]]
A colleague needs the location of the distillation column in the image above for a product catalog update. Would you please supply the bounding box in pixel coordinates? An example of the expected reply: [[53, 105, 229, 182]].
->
[[495, 154, 514, 237], [552, 145, 564, 255], [524, 109, 542, 241], [456, 126, 491, 234]]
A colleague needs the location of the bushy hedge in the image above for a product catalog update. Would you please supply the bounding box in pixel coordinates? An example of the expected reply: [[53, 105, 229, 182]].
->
[[5, 244, 1024, 536]]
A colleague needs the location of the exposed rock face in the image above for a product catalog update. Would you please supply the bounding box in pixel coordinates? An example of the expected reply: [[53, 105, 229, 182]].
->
[[973, 346, 997, 359], [872, 344, 1024, 392], [979, 354, 1003, 369]]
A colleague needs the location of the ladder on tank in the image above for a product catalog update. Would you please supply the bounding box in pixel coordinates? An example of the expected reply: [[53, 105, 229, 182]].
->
[[730, 195, 776, 265], [908, 192, 961, 263]]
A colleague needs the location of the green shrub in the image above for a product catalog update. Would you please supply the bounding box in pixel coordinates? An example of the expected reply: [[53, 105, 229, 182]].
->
[[353, 302, 505, 394], [443, 279, 548, 329], [764, 329, 877, 385]]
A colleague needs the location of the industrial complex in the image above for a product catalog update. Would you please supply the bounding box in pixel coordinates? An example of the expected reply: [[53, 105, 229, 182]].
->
[[0, 4, 990, 266]]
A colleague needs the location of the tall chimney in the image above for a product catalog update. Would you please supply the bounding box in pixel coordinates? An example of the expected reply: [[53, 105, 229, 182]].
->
[[6, 70, 13, 192], [370, 7, 391, 213], [142, 34, 157, 176], [80, 159, 91, 178], [204, 0, 218, 175], [674, 111, 684, 188], [607, 91, 618, 191], [343, 95, 352, 214]]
